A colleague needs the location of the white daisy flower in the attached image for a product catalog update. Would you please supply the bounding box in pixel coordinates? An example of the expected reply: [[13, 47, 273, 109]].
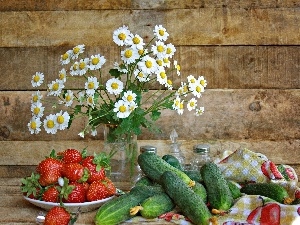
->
[[191, 80, 205, 98], [187, 74, 197, 86], [58, 68, 67, 83], [71, 44, 85, 59], [56, 110, 70, 130], [165, 43, 176, 58], [85, 76, 99, 96], [43, 114, 58, 134], [47, 79, 64, 96], [134, 69, 150, 82], [91, 127, 97, 136], [60, 50, 72, 65], [122, 90, 137, 103], [62, 90, 74, 107], [176, 82, 188, 97], [176, 100, 184, 115], [128, 101, 138, 112], [31, 90, 43, 103], [86, 94, 96, 108], [174, 60, 181, 76], [187, 98, 197, 111], [113, 100, 130, 118], [106, 78, 123, 95], [151, 41, 166, 59], [89, 54, 106, 70], [31, 72, 44, 87], [77, 91, 85, 105], [31, 101, 45, 118], [156, 68, 167, 85], [138, 55, 158, 74], [121, 47, 140, 64], [153, 25, 169, 41], [172, 96, 181, 110], [130, 34, 145, 50], [113, 25, 132, 46], [78, 58, 90, 76], [198, 76, 207, 88], [27, 117, 42, 134], [195, 107, 205, 116], [162, 57, 171, 68], [78, 131, 85, 138], [70, 61, 80, 76], [113, 62, 128, 74], [165, 79, 173, 90]]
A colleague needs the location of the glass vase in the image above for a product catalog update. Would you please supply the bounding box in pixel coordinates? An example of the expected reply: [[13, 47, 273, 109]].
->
[[103, 124, 139, 190]]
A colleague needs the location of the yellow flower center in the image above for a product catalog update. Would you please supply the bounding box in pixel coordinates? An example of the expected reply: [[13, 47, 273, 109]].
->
[[183, 85, 188, 92], [124, 49, 133, 58], [190, 78, 195, 83], [59, 73, 65, 80], [127, 95, 133, 101], [65, 95, 71, 102], [30, 121, 37, 129], [145, 60, 152, 68], [57, 115, 64, 124], [138, 49, 144, 56], [167, 79, 172, 85], [190, 102, 195, 107], [157, 45, 164, 53], [156, 59, 163, 66], [33, 107, 40, 115], [88, 96, 93, 104], [175, 100, 179, 106], [32, 95, 38, 102], [119, 105, 126, 113], [79, 62, 86, 70], [196, 86, 201, 93], [138, 72, 144, 78], [73, 64, 78, 70], [159, 29, 165, 36], [160, 72, 166, 79], [47, 120, 55, 129], [111, 82, 118, 90], [88, 82, 94, 89], [166, 47, 172, 54], [118, 33, 126, 41], [52, 83, 59, 91], [33, 75, 40, 82], [200, 80, 206, 86], [62, 53, 69, 60], [73, 47, 80, 54], [133, 37, 140, 44], [92, 57, 99, 65], [180, 102, 184, 109], [163, 58, 169, 63], [176, 64, 181, 71]]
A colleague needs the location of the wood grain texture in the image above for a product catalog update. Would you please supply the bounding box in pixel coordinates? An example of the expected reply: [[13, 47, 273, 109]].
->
[[1, 46, 299, 90], [1, 8, 299, 47], [1, 89, 299, 141]]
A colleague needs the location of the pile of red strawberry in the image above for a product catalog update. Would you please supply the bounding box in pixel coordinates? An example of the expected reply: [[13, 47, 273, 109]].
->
[[21, 148, 116, 204]]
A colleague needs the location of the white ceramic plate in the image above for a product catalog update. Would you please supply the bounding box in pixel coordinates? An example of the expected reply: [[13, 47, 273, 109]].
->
[[24, 195, 115, 213]]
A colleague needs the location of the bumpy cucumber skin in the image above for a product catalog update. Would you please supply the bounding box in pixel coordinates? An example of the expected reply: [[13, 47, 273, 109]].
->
[[138, 152, 193, 186], [184, 170, 203, 182], [135, 176, 153, 186], [95, 185, 162, 225], [192, 182, 207, 203], [161, 171, 212, 225], [162, 154, 183, 170], [240, 182, 290, 204], [140, 193, 175, 219], [200, 162, 234, 211]]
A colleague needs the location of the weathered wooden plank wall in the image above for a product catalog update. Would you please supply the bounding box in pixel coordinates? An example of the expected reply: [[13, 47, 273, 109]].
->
[[0, 1, 299, 177]]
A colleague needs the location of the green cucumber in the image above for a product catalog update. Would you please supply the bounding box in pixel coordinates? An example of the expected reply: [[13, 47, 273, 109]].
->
[[138, 152, 195, 187], [95, 185, 162, 225], [161, 171, 213, 225], [162, 154, 183, 170], [183, 170, 203, 182], [192, 182, 207, 203], [227, 180, 242, 199], [240, 182, 293, 204], [200, 162, 234, 212], [131, 193, 175, 219], [134, 176, 153, 186]]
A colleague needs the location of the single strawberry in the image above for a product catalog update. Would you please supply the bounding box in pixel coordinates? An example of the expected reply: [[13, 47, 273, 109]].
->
[[37, 157, 63, 186], [21, 172, 43, 199], [61, 162, 89, 182], [59, 148, 83, 164], [63, 182, 86, 203], [86, 180, 109, 201], [44, 206, 70, 225], [42, 186, 59, 202], [81, 152, 111, 183], [102, 177, 116, 196]]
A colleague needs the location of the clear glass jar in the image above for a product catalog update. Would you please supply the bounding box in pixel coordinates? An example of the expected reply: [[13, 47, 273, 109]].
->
[[191, 144, 211, 171]]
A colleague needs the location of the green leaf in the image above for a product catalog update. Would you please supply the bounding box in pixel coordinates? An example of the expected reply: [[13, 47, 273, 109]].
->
[[109, 68, 121, 78], [151, 110, 161, 121]]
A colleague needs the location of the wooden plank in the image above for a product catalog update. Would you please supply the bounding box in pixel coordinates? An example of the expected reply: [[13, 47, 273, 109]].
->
[[0, 139, 299, 166], [1, 8, 299, 47], [0, 89, 299, 141], [0, 46, 299, 90], [0, 0, 299, 11]]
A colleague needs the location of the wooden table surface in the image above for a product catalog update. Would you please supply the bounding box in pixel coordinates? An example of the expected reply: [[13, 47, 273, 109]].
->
[[1, 178, 174, 225]]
